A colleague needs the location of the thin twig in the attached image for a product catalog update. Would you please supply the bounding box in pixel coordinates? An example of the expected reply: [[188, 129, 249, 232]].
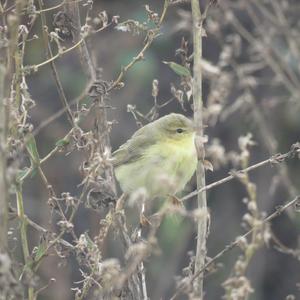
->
[[25, 216, 74, 249], [37, 0, 75, 126], [31, 90, 87, 138], [64, 1, 116, 189], [181, 143, 300, 202], [244, 2, 300, 90], [170, 0, 190, 6], [222, 56, 299, 203], [108, 1, 169, 91], [26, 37, 85, 71], [64, 1, 96, 80], [170, 195, 300, 300], [219, 2, 299, 99], [36, 0, 84, 14]]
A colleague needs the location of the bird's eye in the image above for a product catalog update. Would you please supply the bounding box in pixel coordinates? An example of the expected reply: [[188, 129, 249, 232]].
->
[[176, 128, 184, 133]]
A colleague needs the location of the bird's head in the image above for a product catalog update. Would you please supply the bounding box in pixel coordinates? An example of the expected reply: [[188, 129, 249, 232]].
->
[[155, 113, 195, 142]]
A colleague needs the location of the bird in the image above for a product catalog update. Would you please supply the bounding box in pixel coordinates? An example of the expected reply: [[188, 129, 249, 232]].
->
[[112, 113, 198, 200]]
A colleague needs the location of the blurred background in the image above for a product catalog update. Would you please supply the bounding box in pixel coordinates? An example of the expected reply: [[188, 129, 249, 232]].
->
[[11, 0, 300, 299]]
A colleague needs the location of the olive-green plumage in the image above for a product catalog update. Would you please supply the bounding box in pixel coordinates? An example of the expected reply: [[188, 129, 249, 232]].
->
[[112, 113, 197, 198]]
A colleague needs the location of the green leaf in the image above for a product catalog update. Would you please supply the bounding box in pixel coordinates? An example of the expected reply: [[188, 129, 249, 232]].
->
[[55, 137, 70, 147], [84, 232, 96, 250], [25, 134, 40, 166], [30, 167, 38, 179], [162, 61, 191, 77], [33, 239, 47, 262]]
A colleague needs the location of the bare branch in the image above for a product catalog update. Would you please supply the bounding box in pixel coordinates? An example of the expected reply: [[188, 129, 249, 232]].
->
[[171, 195, 300, 300], [37, 0, 75, 126], [181, 143, 300, 202]]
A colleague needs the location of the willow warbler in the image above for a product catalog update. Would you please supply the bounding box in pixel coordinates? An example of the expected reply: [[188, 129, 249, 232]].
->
[[112, 114, 197, 199]]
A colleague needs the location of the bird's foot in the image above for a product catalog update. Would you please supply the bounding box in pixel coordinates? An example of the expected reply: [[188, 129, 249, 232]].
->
[[139, 212, 152, 227], [168, 195, 184, 208], [116, 193, 127, 211]]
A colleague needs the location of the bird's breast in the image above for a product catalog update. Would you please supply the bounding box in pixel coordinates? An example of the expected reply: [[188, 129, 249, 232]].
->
[[147, 134, 198, 192], [115, 133, 197, 197]]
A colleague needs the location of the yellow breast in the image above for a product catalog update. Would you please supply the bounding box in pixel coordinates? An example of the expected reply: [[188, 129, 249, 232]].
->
[[115, 133, 197, 198], [143, 132, 197, 195]]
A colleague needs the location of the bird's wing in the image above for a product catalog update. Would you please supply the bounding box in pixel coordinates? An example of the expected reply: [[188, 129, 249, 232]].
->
[[112, 125, 157, 167]]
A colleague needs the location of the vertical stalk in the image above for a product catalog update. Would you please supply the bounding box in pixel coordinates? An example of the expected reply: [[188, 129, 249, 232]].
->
[[0, 0, 24, 256], [0, 64, 8, 254], [16, 186, 34, 300], [191, 0, 207, 298], [4, 1, 33, 298]]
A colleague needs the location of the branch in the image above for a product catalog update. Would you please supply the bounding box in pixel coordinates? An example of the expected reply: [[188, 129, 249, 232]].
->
[[170, 0, 190, 6], [191, 0, 207, 297], [170, 195, 300, 299], [36, 0, 84, 14], [25, 37, 85, 72], [108, 1, 169, 92], [64, 1, 115, 187], [31, 89, 87, 138], [37, 0, 75, 126], [25, 216, 74, 249], [219, 1, 299, 99], [64, 1, 96, 79], [181, 143, 300, 202], [24, 20, 112, 73]]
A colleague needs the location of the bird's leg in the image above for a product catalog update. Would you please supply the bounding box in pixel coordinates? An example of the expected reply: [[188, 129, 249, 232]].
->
[[139, 201, 152, 227], [116, 193, 127, 211], [168, 194, 184, 208], [137, 202, 149, 300]]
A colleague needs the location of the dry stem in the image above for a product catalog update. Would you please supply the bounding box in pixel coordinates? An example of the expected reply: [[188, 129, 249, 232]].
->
[[170, 195, 300, 299], [0, 64, 8, 253], [191, 0, 207, 297]]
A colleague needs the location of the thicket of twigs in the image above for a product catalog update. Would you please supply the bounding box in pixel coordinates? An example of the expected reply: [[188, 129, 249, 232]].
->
[[1, 0, 300, 299]]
